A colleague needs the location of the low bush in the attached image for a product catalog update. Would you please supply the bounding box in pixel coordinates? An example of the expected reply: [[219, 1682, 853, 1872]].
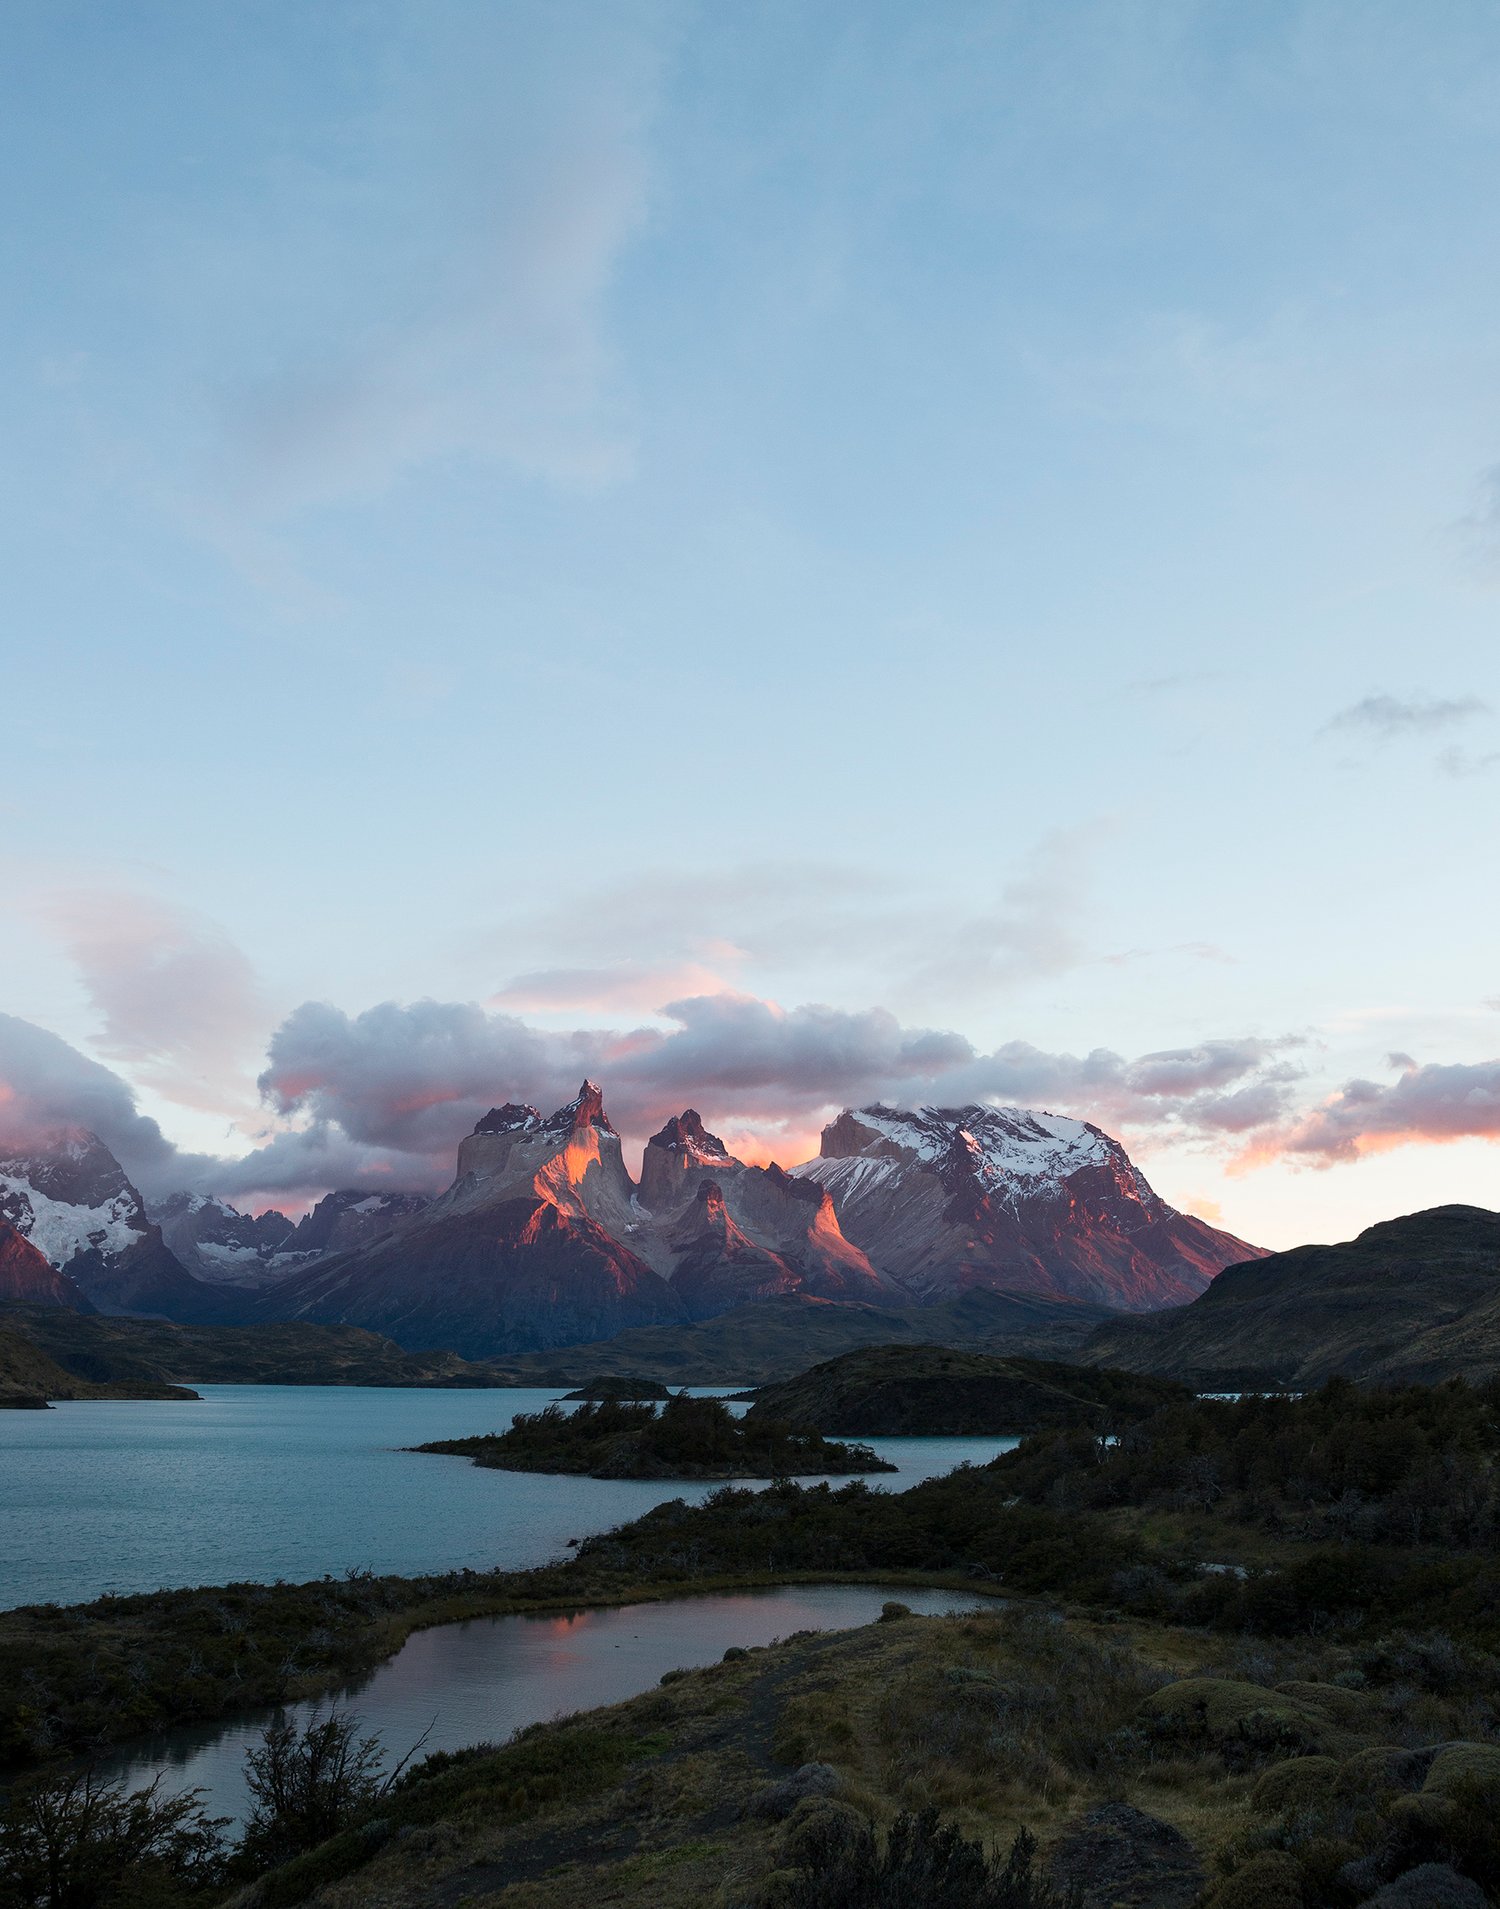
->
[[779, 1805, 1078, 1909]]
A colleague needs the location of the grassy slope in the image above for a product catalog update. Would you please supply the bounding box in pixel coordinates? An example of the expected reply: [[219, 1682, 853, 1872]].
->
[[745, 1345, 1190, 1434], [0, 1306, 507, 1389], [0, 1325, 196, 1404], [227, 1603, 1500, 1909]]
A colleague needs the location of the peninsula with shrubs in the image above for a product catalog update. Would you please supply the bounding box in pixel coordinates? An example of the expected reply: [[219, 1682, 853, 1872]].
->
[[415, 1391, 897, 1479]]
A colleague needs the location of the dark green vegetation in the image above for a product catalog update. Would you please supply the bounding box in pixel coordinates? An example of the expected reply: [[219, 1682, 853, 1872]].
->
[[0, 1306, 507, 1390], [1083, 1205, 1500, 1389], [0, 1326, 196, 1406], [11, 1375, 1500, 1905], [0, 1767, 226, 1907], [10, 1376, 1500, 1783], [236, 1711, 411, 1876], [480, 1288, 1112, 1386], [17, 1602, 1500, 1908], [1001, 1374, 1500, 1554], [562, 1376, 673, 1400], [782, 1809, 1077, 1908], [745, 1346, 1189, 1435], [416, 1393, 897, 1479]]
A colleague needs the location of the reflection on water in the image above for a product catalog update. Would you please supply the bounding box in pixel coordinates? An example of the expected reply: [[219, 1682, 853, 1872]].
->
[[97, 1583, 1000, 1825], [0, 1385, 1019, 1609]]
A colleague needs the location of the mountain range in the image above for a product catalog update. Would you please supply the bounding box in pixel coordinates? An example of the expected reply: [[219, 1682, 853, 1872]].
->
[[0, 1084, 1261, 1357]]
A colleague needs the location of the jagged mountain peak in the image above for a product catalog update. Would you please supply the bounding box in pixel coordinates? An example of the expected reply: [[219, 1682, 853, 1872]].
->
[[639, 1108, 737, 1213], [541, 1080, 615, 1138], [692, 1175, 728, 1218], [0, 1124, 141, 1217], [0, 1127, 229, 1321], [648, 1109, 729, 1159], [473, 1103, 543, 1136]]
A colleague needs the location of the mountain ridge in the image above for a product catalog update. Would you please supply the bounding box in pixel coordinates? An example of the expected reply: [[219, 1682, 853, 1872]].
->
[[1078, 1204, 1500, 1387]]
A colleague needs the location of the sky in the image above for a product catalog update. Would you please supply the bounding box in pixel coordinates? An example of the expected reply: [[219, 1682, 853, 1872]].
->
[[1, 0, 1498, 1249]]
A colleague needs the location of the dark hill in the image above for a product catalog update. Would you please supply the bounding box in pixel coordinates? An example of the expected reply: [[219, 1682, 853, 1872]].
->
[[745, 1344, 1189, 1435], [0, 1326, 197, 1405], [477, 1287, 1113, 1387], [0, 1306, 513, 1388], [1078, 1205, 1500, 1388]]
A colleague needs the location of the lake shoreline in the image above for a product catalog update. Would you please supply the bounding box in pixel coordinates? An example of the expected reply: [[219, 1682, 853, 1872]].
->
[[0, 1561, 1007, 1778]]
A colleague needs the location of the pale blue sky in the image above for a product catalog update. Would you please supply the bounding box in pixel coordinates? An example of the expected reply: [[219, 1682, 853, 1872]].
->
[[2, 0, 1498, 1245]]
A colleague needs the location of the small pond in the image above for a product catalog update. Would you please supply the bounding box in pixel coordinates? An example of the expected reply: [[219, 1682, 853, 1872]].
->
[[97, 1582, 1000, 1825]]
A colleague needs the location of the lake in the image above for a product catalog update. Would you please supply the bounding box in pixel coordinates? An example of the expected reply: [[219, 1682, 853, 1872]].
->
[[0, 1385, 1020, 1610], [97, 1582, 1000, 1825]]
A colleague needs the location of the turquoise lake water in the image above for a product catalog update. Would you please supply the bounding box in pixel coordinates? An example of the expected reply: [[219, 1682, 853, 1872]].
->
[[0, 1385, 1019, 1610]]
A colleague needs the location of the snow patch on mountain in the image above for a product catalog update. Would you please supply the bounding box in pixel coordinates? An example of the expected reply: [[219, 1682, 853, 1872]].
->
[[0, 1173, 143, 1268]]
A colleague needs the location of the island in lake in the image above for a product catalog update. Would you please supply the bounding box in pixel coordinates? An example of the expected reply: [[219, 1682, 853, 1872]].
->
[[742, 1344, 1191, 1436], [415, 1392, 896, 1479]]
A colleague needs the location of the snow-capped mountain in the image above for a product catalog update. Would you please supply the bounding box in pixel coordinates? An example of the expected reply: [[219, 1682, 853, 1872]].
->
[[254, 1084, 903, 1355], [153, 1193, 298, 1287], [250, 1082, 1240, 1356], [793, 1103, 1263, 1309], [282, 1189, 431, 1260], [11, 1090, 1260, 1351], [0, 1130, 231, 1319], [152, 1187, 433, 1287]]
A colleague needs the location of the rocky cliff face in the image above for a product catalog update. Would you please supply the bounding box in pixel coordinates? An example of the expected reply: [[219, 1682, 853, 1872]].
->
[[636, 1113, 907, 1312], [253, 1084, 689, 1357], [0, 1130, 232, 1320], [253, 1084, 907, 1354], [0, 1220, 90, 1309], [284, 1190, 432, 1260], [793, 1103, 1262, 1309]]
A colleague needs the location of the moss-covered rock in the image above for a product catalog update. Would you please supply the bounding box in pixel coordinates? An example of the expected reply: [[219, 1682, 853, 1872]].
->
[[1364, 1862, 1490, 1907], [1275, 1680, 1386, 1730], [1140, 1677, 1333, 1756], [1336, 1745, 1438, 1802], [1251, 1755, 1342, 1815], [1206, 1848, 1305, 1908], [1421, 1742, 1500, 1800]]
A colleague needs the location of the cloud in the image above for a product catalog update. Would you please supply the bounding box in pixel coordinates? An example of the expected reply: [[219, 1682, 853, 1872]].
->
[[0, 1012, 218, 1197], [491, 962, 732, 1015], [485, 842, 1099, 1017], [7, 987, 1493, 1208], [1437, 745, 1500, 779], [1237, 1054, 1500, 1168], [252, 993, 1301, 1191], [1322, 694, 1489, 740], [34, 891, 266, 1113]]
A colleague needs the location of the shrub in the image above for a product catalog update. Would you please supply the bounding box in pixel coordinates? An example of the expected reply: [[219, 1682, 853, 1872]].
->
[[1365, 1864, 1489, 1908], [237, 1709, 399, 1871], [781, 1805, 1079, 1909], [0, 1768, 225, 1908]]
